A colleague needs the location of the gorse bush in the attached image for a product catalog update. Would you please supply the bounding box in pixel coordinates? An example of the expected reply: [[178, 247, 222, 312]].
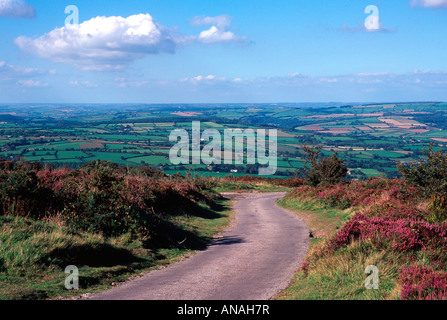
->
[[0, 160, 218, 246], [0, 167, 54, 218], [0, 160, 235, 299], [302, 145, 348, 187], [398, 143, 447, 224], [398, 143, 447, 196], [427, 195, 447, 224]]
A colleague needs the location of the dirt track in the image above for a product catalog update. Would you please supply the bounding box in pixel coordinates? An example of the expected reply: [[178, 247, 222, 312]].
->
[[86, 192, 309, 300]]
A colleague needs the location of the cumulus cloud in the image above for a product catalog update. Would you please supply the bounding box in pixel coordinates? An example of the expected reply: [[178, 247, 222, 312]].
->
[[413, 69, 447, 74], [190, 15, 232, 28], [17, 79, 48, 87], [181, 74, 228, 83], [288, 72, 302, 78], [176, 71, 447, 90], [411, 0, 447, 8], [15, 13, 248, 70], [0, 0, 35, 19], [69, 80, 99, 87], [0, 61, 53, 80], [15, 14, 181, 70], [196, 25, 242, 43], [190, 15, 247, 44]]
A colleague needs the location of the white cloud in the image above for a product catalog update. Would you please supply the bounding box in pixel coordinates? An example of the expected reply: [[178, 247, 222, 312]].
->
[[15, 14, 181, 71], [188, 71, 447, 89], [413, 69, 447, 74], [190, 14, 247, 44], [358, 72, 390, 76], [411, 0, 447, 8], [114, 71, 447, 93], [69, 78, 152, 88], [114, 78, 149, 87], [197, 25, 241, 43], [318, 78, 339, 83], [69, 80, 98, 87], [0, 0, 35, 19], [190, 15, 232, 28], [15, 13, 248, 70], [181, 74, 227, 83], [288, 72, 301, 78], [0, 60, 52, 79], [17, 79, 48, 87]]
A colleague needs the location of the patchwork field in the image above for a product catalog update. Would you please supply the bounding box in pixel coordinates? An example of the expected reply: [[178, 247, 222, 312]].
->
[[1, 102, 446, 179]]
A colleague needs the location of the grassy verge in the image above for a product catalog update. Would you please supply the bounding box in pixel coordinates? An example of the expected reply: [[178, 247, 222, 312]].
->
[[277, 196, 352, 240], [275, 178, 447, 300], [275, 196, 358, 300], [276, 194, 401, 300], [204, 175, 302, 194], [275, 238, 402, 300], [214, 182, 292, 193], [0, 198, 233, 300]]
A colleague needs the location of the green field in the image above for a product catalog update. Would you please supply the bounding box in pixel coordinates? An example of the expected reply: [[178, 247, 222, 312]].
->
[[1, 102, 446, 179]]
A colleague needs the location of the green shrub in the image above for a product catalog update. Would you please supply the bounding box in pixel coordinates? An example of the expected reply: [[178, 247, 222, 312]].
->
[[0, 160, 219, 247], [0, 168, 53, 218], [397, 143, 447, 196], [397, 143, 447, 222], [302, 145, 348, 187], [427, 195, 447, 223]]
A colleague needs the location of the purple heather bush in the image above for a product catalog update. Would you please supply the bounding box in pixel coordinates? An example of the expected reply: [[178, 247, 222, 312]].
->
[[400, 265, 447, 300], [289, 174, 447, 300]]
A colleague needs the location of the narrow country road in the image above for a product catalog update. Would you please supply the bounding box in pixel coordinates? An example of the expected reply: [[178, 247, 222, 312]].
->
[[87, 192, 309, 300]]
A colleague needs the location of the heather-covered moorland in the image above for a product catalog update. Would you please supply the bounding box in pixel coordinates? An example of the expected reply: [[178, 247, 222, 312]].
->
[[277, 144, 447, 300], [0, 159, 233, 299], [2, 143, 447, 300]]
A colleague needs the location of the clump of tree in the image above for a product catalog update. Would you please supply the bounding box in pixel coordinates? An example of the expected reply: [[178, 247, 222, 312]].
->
[[301, 144, 348, 186], [397, 143, 447, 223], [397, 143, 447, 196]]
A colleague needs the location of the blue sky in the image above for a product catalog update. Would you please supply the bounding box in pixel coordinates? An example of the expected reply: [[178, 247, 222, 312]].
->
[[0, 0, 447, 103]]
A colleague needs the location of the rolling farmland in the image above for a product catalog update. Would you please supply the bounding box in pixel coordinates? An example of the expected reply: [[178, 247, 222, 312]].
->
[[1, 102, 446, 179]]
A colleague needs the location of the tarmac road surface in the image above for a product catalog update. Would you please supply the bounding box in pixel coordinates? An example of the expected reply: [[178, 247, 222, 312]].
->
[[87, 192, 309, 300]]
